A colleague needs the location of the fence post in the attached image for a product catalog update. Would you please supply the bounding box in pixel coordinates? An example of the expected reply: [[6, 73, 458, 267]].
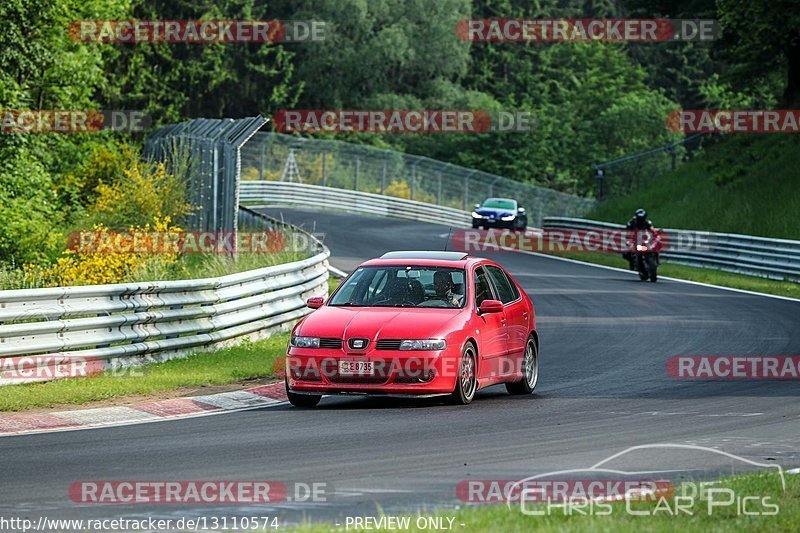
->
[[667, 144, 676, 171], [593, 164, 604, 201], [381, 159, 387, 194], [354, 155, 359, 190], [321, 150, 327, 187], [259, 141, 265, 180], [410, 162, 417, 201], [488, 177, 499, 198], [463, 172, 472, 211], [436, 172, 442, 205]]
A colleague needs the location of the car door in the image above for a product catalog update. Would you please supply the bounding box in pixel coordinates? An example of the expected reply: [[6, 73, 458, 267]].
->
[[485, 265, 527, 373], [473, 266, 508, 381]]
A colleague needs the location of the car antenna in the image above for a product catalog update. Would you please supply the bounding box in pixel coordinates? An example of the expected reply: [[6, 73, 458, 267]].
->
[[443, 227, 453, 251]]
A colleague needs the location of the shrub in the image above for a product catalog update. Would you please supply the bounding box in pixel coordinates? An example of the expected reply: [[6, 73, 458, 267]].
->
[[91, 159, 194, 229], [24, 218, 181, 287]]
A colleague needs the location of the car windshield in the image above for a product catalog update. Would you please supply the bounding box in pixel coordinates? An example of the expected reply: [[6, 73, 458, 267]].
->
[[481, 199, 516, 210], [328, 266, 467, 308]]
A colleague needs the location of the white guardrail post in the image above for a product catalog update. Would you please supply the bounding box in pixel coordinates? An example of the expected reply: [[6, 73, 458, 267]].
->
[[542, 217, 800, 282], [0, 211, 329, 385]]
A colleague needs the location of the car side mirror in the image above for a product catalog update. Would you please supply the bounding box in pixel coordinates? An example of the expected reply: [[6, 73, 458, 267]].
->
[[474, 204, 481, 210], [306, 297, 324, 309], [517, 207, 525, 214], [478, 299, 503, 314]]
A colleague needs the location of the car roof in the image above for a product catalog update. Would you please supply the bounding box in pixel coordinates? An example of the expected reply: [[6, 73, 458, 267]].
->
[[379, 251, 468, 261], [361, 251, 491, 268]]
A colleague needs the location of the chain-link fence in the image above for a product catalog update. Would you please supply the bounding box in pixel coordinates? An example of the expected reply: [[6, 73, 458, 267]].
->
[[241, 133, 595, 227], [593, 133, 708, 200], [144, 116, 267, 232]]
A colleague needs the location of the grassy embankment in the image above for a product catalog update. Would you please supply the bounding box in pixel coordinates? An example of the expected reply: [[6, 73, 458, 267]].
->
[[543, 135, 800, 298]]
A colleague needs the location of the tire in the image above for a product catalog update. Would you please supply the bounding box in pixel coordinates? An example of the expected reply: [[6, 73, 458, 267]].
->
[[450, 343, 478, 405], [285, 378, 321, 408], [638, 270, 648, 281], [646, 256, 658, 282], [472, 221, 480, 229], [506, 337, 539, 395]]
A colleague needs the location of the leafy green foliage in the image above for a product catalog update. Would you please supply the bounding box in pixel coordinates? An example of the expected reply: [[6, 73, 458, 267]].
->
[[590, 134, 800, 239], [0, 0, 793, 267], [104, 0, 299, 122]]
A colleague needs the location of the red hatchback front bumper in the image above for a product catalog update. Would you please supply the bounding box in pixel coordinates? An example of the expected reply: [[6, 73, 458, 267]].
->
[[285, 347, 460, 396]]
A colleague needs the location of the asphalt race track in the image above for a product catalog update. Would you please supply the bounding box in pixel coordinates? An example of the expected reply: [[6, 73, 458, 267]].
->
[[1, 207, 798, 526]]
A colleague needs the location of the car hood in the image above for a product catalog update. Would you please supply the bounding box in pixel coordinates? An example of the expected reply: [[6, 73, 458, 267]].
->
[[295, 306, 465, 341], [474, 207, 515, 217]]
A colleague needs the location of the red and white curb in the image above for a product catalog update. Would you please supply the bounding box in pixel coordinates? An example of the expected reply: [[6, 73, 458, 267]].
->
[[0, 382, 288, 437]]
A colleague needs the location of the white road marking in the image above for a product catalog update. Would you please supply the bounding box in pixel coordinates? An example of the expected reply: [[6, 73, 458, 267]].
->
[[50, 406, 161, 425], [516, 249, 800, 303]]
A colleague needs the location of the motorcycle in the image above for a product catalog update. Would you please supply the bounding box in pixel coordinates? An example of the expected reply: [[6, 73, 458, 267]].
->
[[634, 230, 661, 282]]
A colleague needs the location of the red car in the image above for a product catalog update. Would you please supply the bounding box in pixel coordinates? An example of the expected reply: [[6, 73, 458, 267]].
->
[[285, 251, 539, 407]]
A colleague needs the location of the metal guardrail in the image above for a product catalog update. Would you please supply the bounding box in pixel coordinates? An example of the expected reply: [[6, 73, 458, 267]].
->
[[543, 217, 800, 282], [241, 181, 473, 228], [0, 211, 329, 385], [240, 132, 595, 226]]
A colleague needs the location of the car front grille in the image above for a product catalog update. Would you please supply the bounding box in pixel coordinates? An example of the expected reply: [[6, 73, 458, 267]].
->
[[328, 374, 390, 385], [376, 339, 403, 350], [318, 337, 343, 349]]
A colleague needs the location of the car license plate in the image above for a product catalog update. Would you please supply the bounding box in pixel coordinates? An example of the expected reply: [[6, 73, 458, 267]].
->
[[338, 360, 374, 376]]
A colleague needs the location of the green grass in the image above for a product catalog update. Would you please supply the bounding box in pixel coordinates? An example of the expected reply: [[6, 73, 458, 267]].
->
[[0, 333, 289, 412], [289, 472, 799, 532], [589, 135, 800, 239], [539, 250, 800, 299], [328, 276, 342, 294]]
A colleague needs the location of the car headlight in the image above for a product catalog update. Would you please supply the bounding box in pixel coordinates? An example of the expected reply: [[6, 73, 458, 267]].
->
[[290, 336, 320, 348], [636, 244, 648, 252], [399, 339, 446, 351], [471, 212, 483, 218], [500, 215, 515, 221]]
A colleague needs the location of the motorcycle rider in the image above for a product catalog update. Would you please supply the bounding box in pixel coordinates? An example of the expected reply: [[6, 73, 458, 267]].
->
[[623, 208, 654, 270]]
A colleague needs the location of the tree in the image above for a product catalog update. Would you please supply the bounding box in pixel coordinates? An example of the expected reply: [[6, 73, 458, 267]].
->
[[716, 0, 800, 105], [104, 0, 299, 122]]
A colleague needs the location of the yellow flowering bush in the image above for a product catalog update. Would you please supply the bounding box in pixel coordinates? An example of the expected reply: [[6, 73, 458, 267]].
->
[[92, 160, 193, 229], [381, 179, 411, 198], [24, 218, 182, 287], [378, 179, 437, 204]]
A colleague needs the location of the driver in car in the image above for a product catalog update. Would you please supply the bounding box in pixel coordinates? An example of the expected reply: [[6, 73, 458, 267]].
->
[[432, 271, 463, 307]]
